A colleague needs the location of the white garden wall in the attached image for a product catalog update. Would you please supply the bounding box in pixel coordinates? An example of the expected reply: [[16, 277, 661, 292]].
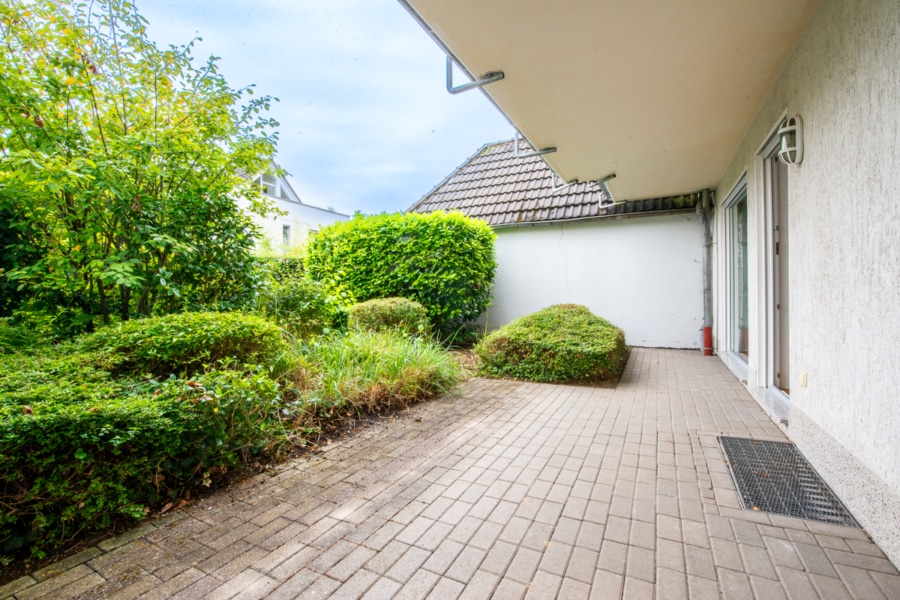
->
[[485, 213, 703, 349], [713, 0, 900, 563]]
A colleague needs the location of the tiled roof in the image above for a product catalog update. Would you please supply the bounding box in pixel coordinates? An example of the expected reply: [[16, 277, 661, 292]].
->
[[409, 140, 701, 227]]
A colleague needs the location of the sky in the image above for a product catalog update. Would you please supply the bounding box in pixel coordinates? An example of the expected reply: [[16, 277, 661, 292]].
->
[[135, 0, 513, 216]]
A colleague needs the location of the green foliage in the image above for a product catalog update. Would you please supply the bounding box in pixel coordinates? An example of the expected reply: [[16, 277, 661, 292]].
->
[[305, 211, 496, 336], [474, 304, 627, 383], [348, 297, 431, 337], [78, 312, 288, 377], [0, 350, 283, 557], [256, 277, 337, 340], [0, 310, 58, 354], [0, 309, 464, 560], [295, 330, 462, 416], [259, 256, 306, 284], [0, 0, 278, 328]]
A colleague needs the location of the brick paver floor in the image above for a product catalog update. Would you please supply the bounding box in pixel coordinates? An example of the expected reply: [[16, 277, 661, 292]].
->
[[3, 349, 899, 599]]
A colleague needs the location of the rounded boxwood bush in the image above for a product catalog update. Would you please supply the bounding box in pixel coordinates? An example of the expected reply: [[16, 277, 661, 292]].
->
[[305, 211, 496, 336], [474, 304, 627, 383], [79, 311, 288, 377], [256, 276, 336, 339], [348, 297, 431, 337]]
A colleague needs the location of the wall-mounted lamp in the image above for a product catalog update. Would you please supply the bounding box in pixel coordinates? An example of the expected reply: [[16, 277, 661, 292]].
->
[[777, 115, 803, 165]]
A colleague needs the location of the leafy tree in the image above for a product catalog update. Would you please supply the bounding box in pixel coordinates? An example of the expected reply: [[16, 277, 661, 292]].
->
[[0, 0, 278, 330]]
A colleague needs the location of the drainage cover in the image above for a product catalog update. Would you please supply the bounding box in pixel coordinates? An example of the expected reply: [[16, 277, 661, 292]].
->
[[719, 436, 858, 527]]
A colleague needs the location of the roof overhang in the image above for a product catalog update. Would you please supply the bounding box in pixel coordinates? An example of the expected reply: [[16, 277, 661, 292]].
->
[[399, 0, 820, 200]]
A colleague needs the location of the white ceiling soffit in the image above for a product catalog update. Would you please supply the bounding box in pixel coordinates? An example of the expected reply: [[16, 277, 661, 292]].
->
[[400, 0, 820, 200]]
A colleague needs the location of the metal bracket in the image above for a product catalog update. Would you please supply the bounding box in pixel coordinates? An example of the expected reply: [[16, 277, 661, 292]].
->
[[446, 56, 504, 95], [513, 131, 556, 158], [551, 174, 579, 193]]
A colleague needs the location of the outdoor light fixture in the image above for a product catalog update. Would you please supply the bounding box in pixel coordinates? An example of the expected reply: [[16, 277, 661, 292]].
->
[[777, 115, 803, 165]]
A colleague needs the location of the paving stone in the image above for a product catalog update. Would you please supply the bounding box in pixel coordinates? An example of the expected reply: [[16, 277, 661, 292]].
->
[[656, 566, 687, 600], [365, 541, 410, 576], [16, 565, 98, 600], [327, 546, 377, 582], [589, 570, 624, 600], [445, 546, 487, 583], [205, 568, 265, 600], [835, 564, 891, 599], [13, 351, 900, 600], [393, 569, 439, 600], [524, 570, 563, 599], [133, 567, 206, 600], [424, 576, 464, 600], [329, 569, 379, 600], [385, 546, 431, 583], [0, 575, 36, 598]]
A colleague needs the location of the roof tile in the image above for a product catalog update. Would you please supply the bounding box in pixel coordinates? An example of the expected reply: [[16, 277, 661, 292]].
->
[[409, 140, 702, 226]]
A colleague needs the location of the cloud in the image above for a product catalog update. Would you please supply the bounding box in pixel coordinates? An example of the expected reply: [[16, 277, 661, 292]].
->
[[136, 0, 512, 215]]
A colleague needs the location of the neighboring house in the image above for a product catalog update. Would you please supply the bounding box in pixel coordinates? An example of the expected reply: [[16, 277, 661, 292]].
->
[[409, 139, 705, 349], [237, 165, 349, 253], [399, 0, 900, 564]]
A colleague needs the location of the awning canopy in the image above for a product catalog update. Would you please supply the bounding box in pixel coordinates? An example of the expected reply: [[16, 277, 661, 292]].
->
[[399, 0, 820, 200]]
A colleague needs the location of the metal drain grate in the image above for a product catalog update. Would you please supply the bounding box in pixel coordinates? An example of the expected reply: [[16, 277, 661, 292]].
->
[[719, 436, 858, 527]]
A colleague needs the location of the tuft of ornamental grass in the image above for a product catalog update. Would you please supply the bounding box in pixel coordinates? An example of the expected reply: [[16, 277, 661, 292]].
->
[[294, 330, 462, 416]]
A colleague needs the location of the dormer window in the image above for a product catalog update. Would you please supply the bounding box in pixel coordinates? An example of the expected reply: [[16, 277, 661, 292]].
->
[[261, 174, 278, 198]]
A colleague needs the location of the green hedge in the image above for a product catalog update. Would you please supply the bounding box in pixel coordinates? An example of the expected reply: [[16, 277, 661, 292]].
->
[[348, 298, 431, 337], [474, 304, 627, 382], [78, 312, 288, 377], [305, 211, 496, 335], [0, 352, 283, 558]]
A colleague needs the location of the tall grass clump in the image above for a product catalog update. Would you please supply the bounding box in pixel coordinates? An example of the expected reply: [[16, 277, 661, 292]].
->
[[297, 331, 462, 416]]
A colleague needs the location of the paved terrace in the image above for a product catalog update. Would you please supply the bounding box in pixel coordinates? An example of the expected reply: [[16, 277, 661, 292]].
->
[[3, 349, 898, 600]]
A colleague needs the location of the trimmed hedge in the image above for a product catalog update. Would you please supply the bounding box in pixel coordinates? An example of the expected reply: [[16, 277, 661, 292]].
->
[[78, 312, 288, 377], [348, 298, 431, 337], [0, 350, 283, 558], [305, 211, 496, 335], [474, 304, 627, 383]]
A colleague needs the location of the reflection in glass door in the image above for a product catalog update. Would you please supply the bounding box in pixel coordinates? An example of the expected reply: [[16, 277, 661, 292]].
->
[[731, 193, 749, 360]]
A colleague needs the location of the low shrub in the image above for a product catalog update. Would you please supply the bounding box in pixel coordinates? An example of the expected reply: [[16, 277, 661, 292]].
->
[[296, 330, 461, 416], [0, 349, 284, 558], [0, 311, 58, 353], [348, 298, 431, 337], [78, 312, 288, 377], [256, 277, 337, 339], [474, 304, 627, 383], [305, 211, 496, 336]]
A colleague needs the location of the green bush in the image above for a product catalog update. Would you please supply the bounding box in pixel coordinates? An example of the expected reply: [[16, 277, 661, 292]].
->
[[297, 330, 462, 416], [305, 211, 496, 336], [78, 312, 288, 377], [257, 277, 337, 339], [474, 304, 627, 383], [259, 256, 306, 284], [0, 349, 284, 558], [348, 298, 431, 337]]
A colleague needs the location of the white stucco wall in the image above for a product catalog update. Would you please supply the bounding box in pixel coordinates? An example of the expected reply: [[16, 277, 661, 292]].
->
[[238, 197, 349, 251], [485, 213, 703, 349], [714, 0, 900, 561]]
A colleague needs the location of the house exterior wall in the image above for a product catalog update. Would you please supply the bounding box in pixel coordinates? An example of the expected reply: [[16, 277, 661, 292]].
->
[[713, 0, 900, 562], [485, 213, 703, 349], [237, 197, 349, 252]]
